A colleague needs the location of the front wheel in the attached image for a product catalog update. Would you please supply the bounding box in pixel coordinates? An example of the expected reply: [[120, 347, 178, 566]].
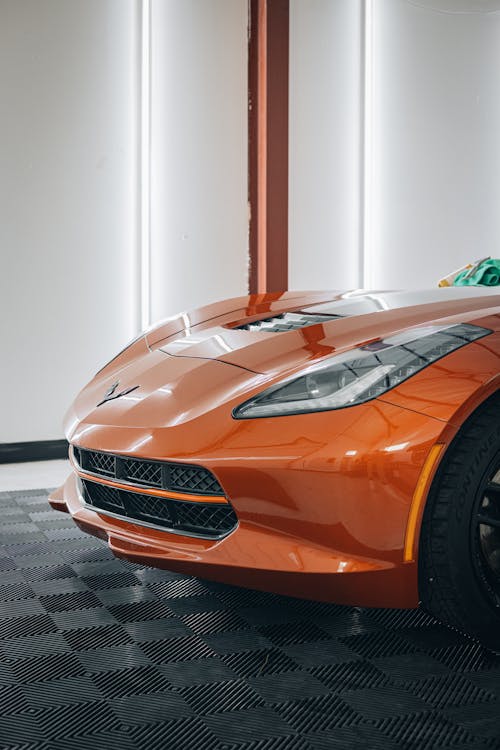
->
[[419, 392, 500, 651]]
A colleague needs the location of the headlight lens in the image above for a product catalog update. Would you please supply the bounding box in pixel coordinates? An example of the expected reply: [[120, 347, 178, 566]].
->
[[233, 323, 491, 419]]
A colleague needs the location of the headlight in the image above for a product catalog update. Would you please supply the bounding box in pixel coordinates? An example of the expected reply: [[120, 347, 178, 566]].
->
[[233, 323, 491, 419]]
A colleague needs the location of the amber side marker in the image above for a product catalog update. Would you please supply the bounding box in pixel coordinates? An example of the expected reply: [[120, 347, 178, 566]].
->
[[404, 443, 444, 563]]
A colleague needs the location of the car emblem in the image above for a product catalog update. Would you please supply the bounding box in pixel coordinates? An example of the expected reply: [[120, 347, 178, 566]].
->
[[96, 381, 139, 407]]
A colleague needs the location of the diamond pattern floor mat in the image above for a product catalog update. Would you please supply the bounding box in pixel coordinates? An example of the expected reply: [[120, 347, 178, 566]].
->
[[1, 488, 500, 750]]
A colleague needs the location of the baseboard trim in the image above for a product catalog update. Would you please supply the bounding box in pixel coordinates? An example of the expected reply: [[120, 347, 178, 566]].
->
[[0, 440, 69, 464]]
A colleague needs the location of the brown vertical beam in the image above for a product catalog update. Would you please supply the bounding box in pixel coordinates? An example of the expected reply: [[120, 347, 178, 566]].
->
[[248, 0, 289, 295]]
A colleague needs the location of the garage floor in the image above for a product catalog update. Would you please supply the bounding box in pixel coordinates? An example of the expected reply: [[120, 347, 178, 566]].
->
[[1, 485, 500, 750]]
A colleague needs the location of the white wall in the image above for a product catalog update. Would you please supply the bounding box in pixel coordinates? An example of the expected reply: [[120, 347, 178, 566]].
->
[[149, 0, 249, 322], [0, 0, 138, 442], [289, 0, 362, 291], [289, 0, 500, 291], [370, 0, 500, 288]]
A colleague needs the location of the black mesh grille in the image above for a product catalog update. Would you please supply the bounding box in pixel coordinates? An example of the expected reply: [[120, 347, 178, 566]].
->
[[87, 452, 116, 477], [75, 449, 224, 496], [122, 460, 162, 488], [81, 480, 237, 538], [170, 465, 222, 495]]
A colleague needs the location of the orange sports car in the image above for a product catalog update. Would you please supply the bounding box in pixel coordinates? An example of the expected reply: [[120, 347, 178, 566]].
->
[[50, 287, 500, 648]]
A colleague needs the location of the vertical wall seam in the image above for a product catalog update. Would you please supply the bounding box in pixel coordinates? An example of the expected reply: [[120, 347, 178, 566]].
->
[[140, 0, 152, 329], [360, 0, 373, 290]]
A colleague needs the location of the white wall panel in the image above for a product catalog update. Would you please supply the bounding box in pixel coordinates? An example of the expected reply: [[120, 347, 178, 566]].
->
[[289, 0, 362, 291], [150, 0, 248, 322], [370, 0, 500, 288], [0, 0, 138, 442]]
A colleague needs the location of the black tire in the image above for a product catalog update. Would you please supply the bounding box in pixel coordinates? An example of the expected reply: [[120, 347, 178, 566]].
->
[[419, 391, 500, 651]]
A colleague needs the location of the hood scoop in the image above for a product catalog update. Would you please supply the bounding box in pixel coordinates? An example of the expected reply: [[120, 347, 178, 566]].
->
[[234, 312, 342, 333]]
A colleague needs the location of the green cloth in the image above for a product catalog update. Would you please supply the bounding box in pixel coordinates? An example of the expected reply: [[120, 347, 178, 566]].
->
[[453, 258, 500, 286]]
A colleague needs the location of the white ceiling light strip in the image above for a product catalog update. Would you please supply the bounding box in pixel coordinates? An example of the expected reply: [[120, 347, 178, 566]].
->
[[140, 0, 152, 330], [361, 0, 374, 289]]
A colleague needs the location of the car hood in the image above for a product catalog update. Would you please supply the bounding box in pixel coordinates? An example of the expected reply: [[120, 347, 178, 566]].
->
[[154, 287, 500, 375], [67, 287, 500, 440]]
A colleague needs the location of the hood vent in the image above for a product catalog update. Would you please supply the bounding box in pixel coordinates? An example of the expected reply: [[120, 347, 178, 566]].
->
[[235, 312, 342, 333]]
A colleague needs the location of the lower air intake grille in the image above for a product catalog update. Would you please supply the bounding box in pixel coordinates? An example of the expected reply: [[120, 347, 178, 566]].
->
[[74, 448, 224, 496], [81, 480, 237, 538]]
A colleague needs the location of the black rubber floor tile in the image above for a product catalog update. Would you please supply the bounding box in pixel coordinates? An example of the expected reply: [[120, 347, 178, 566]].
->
[[110, 690, 194, 725], [21, 563, 77, 582], [430, 642, 496, 673], [204, 706, 296, 744], [51, 606, 118, 631], [183, 609, 252, 635], [165, 594, 226, 617], [467, 668, 500, 698], [147, 577, 213, 599], [0, 711, 48, 747], [8, 652, 86, 684], [10, 552, 65, 569], [141, 634, 217, 663], [159, 656, 239, 688], [0, 632, 72, 660], [0, 614, 58, 640], [220, 649, 299, 679], [30, 577, 90, 596], [403, 624, 469, 652], [223, 735, 315, 750], [256, 622, 332, 648], [21, 675, 104, 707], [3, 487, 500, 749], [204, 629, 273, 655], [82, 570, 142, 590], [63, 624, 135, 651], [33, 700, 121, 738], [127, 716, 220, 750], [249, 670, 330, 704], [283, 639, 361, 667], [71, 559, 129, 578], [366, 607, 439, 631], [370, 711, 482, 750], [0, 582, 35, 601], [311, 659, 389, 692], [340, 630, 419, 659], [0, 597, 45, 620], [0, 683, 31, 713], [91, 664, 174, 699], [0, 556, 16, 571], [96, 584, 158, 607], [43, 527, 88, 541], [309, 611, 381, 639], [0, 662, 17, 686], [444, 698, 500, 725], [342, 684, 431, 720], [77, 642, 152, 673], [406, 672, 497, 711], [39, 590, 103, 613], [46, 727, 137, 750], [108, 599, 174, 623], [305, 724, 400, 750], [237, 604, 307, 627], [180, 679, 264, 714], [132, 566, 181, 584], [276, 693, 360, 733], [60, 546, 114, 565], [124, 617, 191, 643], [372, 651, 450, 683]]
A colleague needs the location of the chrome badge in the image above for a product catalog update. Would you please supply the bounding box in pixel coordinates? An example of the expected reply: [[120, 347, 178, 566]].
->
[[96, 381, 139, 407]]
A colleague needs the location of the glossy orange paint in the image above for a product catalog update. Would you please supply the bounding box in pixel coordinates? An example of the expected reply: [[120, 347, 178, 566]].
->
[[50, 289, 500, 608]]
